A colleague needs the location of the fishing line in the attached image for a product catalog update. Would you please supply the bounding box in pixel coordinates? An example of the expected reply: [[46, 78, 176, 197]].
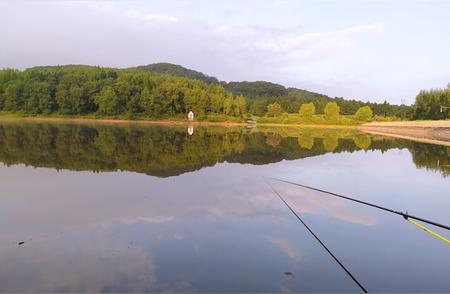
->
[[269, 177, 450, 231], [266, 181, 368, 293]]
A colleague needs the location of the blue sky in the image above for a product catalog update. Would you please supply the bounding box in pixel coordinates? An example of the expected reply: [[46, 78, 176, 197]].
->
[[0, 0, 449, 104]]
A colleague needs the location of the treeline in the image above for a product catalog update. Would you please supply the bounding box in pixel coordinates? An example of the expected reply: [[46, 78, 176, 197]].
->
[[0, 122, 447, 177], [412, 84, 450, 119], [134, 63, 219, 84], [123, 63, 411, 118], [0, 66, 246, 118], [3, 62, 439, 121], [223, 80, 410, 118]]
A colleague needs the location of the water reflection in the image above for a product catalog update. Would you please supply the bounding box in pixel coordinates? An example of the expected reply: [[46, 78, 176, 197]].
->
[[0, 120, 449, 292], [0, 121, 448, 177]]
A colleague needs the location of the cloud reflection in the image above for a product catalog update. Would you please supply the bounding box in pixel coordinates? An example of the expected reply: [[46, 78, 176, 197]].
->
[[275, 184, 376, 226]]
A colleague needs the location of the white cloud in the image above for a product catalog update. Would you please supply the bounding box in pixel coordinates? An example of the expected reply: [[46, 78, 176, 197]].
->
[[125, 9, 178, 22], [1, 1, 448, 102]]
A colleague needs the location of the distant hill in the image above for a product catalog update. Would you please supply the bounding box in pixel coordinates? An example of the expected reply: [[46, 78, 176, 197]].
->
[[133, 64, 331, 100], [20, 62, 408, 117], [134, 63, 219, 84], [223, 81, 288, 98]]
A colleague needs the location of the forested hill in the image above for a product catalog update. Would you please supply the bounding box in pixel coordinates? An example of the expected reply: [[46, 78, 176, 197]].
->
[[131, 63, 410, 117], [224, 81, 287, 98], [2, 63, 442, 119], [134, 63, 219, 84]]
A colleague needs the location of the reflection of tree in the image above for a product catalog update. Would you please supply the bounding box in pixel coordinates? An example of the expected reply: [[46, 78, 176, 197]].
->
[[265, 133, 282, 148], [353, 134, 372, 150], [0, 122, 447, 177], [322, 133, 339, 152], [298, 134, 314, 150]]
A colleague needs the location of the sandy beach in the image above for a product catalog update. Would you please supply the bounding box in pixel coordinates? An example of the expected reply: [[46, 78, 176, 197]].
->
[[359, 121, 450, 146]]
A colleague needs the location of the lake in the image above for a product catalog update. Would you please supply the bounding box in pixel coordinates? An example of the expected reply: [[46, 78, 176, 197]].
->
[[0, 120, 448, 292]]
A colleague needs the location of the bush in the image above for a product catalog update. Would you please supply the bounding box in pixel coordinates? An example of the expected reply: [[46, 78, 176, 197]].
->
[[266, 102, 283, 117], [299, 102, 315, 120], [324, 102, 340, 121], [355, 106, 373, 121]]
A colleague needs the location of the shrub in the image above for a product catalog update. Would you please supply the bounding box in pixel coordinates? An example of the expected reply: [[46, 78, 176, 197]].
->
[[324, 102, 340, 121], [355, 106, 373, 121], [266, 102, 283, 117], [299, 102, 315, 120]]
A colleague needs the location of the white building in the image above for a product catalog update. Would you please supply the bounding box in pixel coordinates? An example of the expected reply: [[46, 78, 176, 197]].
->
[[188, 110, 194, 120]]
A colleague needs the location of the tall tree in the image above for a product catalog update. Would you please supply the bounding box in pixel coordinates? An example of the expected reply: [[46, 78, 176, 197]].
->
[[266, 102, 283, 117], [298, 102, 315, 120], [324, 102, 340, 121]]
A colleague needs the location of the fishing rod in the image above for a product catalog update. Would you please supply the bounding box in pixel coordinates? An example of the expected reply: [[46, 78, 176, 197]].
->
[[266, 182, 368, 293], [269, 177, 450, 231]]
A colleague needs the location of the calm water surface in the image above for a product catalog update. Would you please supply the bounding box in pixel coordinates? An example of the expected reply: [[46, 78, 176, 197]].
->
[[0, 121, 448, 292]]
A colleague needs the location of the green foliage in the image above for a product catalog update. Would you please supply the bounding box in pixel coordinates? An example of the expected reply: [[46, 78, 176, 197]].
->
[[233, 95, 246, 117], [412, 87, 450, 120], [95, 86, 120, 115], [0, 64, 413, 121], [324, 102, 340, 121], [224, 81, 287, 98], [298, 102, 315, 120], [0, 66, 245, 119], [134, 63, 219, 84], [266, 102, 283, 117], [355, 106, 373, 121], [229, 80, 410, 119]]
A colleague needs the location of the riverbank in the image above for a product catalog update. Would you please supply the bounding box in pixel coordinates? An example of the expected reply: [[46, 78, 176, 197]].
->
[[359, 121, 450, 146], [0, 113, 361, 128], [0, 115, 246, 127]]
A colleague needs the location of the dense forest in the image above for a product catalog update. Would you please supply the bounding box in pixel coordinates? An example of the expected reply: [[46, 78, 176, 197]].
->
[[134, 63, 219, 84], [223, 80, 411, 118], [0, 66, 246, 118], [134, 64, 412, 118], [0, 63, 447, 120], [0, 121, 447, 177], [412, 85, 450, 119]]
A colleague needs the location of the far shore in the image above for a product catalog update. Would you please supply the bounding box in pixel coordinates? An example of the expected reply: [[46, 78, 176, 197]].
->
[[1, 115, 449, 146], [0, 115, 357, 129], [0, 115, 245, 127]]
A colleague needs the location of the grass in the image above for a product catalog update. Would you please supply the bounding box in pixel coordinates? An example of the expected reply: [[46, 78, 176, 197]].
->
[[252, 113, 401, 126], [0, 111, 403, 126]]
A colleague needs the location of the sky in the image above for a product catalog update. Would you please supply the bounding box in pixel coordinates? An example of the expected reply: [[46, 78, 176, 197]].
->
[[0, 0, 449, 104]]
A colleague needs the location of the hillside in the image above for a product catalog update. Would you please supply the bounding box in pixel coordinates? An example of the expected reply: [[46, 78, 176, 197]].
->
[[134, 63, 219, 84], [0, 63, 413, 119]]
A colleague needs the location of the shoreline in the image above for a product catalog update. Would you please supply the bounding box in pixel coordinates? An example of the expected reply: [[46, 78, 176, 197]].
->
[[0, 116, 245, 127], [0, 115, 357, 129], [359, 121, 450, 146], [1, 115, 449, 146]]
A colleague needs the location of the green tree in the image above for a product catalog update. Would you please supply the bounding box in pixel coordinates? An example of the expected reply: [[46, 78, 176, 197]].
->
[[355, 106, 373, 121], [413, 88, 450, 119], [95, 86, 121, 115], [324, 102, 340, 121], [223, 97, 233, 115], [298, 102, 315, 120], [233, 95, 246, 117], [3, 83, 23, 112], [266, 102, 283, 117]]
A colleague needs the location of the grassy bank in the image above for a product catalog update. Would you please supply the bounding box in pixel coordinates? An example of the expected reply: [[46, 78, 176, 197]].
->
[[253, 113, 401, 125], [0, 111, 403, 127]]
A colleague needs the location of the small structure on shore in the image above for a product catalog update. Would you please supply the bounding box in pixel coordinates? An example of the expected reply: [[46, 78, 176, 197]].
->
[[188, 110, 194, 121]]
